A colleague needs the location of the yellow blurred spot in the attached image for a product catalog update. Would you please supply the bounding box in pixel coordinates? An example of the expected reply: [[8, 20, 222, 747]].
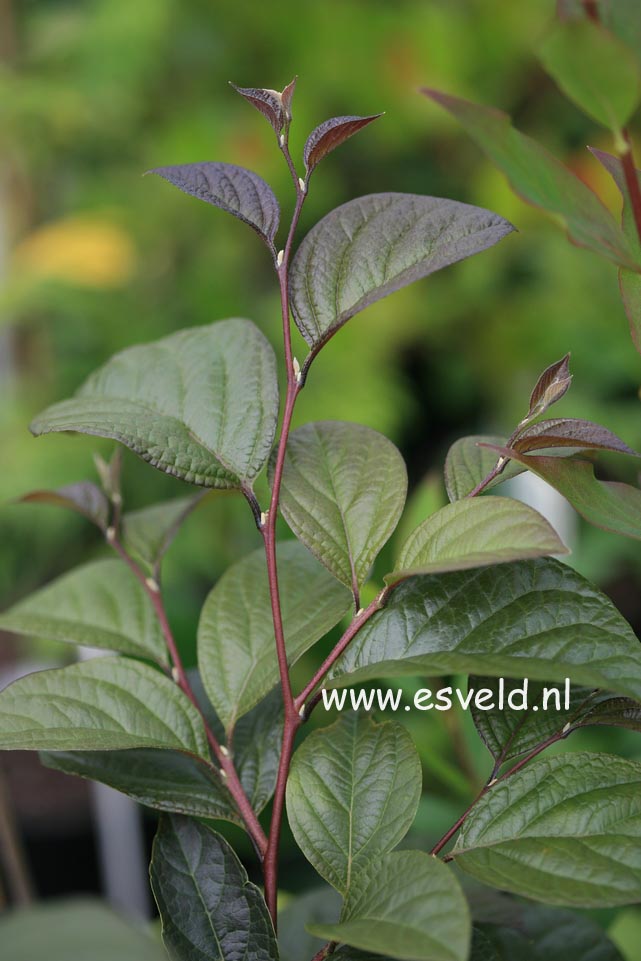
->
[[12, 216, 136, 288]]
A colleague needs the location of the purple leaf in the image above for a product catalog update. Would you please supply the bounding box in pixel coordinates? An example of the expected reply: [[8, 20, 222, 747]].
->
[[514, 418, 637, 456], [19, 482, 109, 531], [280, 76, 297, 121], [527, 354, 572, 418], [147, 162, 280, 248], [229, 82, 286, 133], [304, 114, 383, 175]]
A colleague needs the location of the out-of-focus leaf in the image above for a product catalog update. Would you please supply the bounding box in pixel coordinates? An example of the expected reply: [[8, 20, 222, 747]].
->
[[423, 90, 639, 269], [454, 753, 641, 906], [94, 448, 122, 503], [290, 193, 513, 358], [148, 162, 280, 248], [304, 115, 382, 175], [0, 658, 209, 756], [387, 497, 566, 582], [527, 354, 572, 419], [513, 418, 637, 455], [151, 816, 277, 961], [444, 435, 524, 502], [470, 930, 501, 961], [0, 559, 167, 664], [539, 20, 641, 131], [558, 0, 641, 67], [18, 482, 109, 531], [276, 421, 407, 595], [308, 851, 470, 961], [121, 493, 207, 575], [31, 319, 279, 491], [279, 888, 341, 961]]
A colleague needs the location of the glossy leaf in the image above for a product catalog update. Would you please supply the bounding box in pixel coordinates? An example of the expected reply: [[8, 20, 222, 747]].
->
[[198, 540, 351, 731], [31, 319, 279, 490], [304, 115, 382, 175], [0, 658, 209, 756], [279, 887, 341, 961], [276, 421, 407, 595], [0, 899, 166, 961], [18, 482, 109, 531], [387, 497, 567, 582], [308, 851, 470, 961], [330, 558, 641, 702], [289, 193, 513, 355], [454, 753, 641, 906], [286, 713, 422, 895], [488, 447, 641, 541], [0, 559, 168, 665], [151, 816, 277, 961], [513, 418, 637, 455], [148, 162, 280, 247], [122, 493, 207, 575], [528, 354, 572, 419], [423, 90, 639, 269], [539, 20, 641, 131], [444, 435, 523, 502]]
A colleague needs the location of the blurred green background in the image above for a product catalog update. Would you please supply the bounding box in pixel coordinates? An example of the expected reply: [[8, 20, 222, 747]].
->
[[1, 0, 641, 955]]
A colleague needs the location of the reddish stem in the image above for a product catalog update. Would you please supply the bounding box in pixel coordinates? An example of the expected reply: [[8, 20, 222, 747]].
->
[[581, 0, 600, 22], [621, 129, 641, 249]]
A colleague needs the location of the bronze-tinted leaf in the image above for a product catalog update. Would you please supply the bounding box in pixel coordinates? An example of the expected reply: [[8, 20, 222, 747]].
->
[[513, 418, 637, 455], [527, 354, 572, 418], [280, 76, 297, 121], [229, 82, 286, 133], [304, 115, 383, 175], [19, 482, 109, 531]]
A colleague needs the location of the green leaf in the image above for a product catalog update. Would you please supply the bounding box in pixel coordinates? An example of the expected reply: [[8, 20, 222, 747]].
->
[[122, 493, 207, 575], [539, 20, 641, 132], [279, 887, 342, 961], [289, 193, 513, 357], [0, 899, 166, 961], [31, 319, 279, 490], [150, 815, 278, 961], [488, 447, 641, 541], [0, 559, 168, 665], [329, 558, 641, 703], [444, 435, 523, 502], [148, 162, 280, 248], [470, 930, 500, 961], [423, 90, 639, 269], [19, 482, 109, 530], [559, 0, 641, 63], [387, 497, 567, 582], [276, 421, 407, 595], [286, 713, 422, 896], [454, 753, 641, 907], [308, 850, 470, 961], [199, 541, 351, 731], [227, 688, 284, 813], [0, 657, 209, 756], [577, 694, 641, 733]]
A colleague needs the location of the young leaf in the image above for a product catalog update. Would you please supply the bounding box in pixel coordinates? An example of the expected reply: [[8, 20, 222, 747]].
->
[[121, 493, 207, 575], [527, 354, 572, 419], [387, 497, 567, 582], [148, 163, 280, 249], [454, 753, 641, 906], [512, 418, 637, 455], [0, 658, 209, 757], [198, 541, 351, 732], [286, 713, 422, 896], [230, 80, 295, 135], [422, 90, 639, 269], [308, 851, 470, 961], [31, 319, 279, 490], [304, 115, 382, 176], [329, 557, 641, 703], [486, 448, 641, 541], [151, 816, 277, 961], [577, 695, 641, 732], [289, 193, 513, 358], [444, 435, 524, 501], [94, 447, 122, 502], [18, 482, 109, 531], [275, 421, 407, 597], [539, 20, 641, 132], [0, 559, 168, 665], [0, 899, 166, 961]]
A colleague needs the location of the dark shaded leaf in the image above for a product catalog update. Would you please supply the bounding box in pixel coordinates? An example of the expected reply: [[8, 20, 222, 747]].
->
[[470, 930, 501, 961], [454, 753, 641, 906], [18, 482, 109, 531], [387, 497, 567, 582], [513, 417, 637, 455], [304, 115, 382, 175], [31, 319, 279, 491], [290, 193, 513, 357], [279, 887, 341, 961], [423, 89, 638, 268], [444, 435, 524, 501], [577, 695, 641, 732], [147, 162, 280, 247], [330, 558, 641, 702], [527, 354, 572, 419], [151, 816, 277, 961]]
